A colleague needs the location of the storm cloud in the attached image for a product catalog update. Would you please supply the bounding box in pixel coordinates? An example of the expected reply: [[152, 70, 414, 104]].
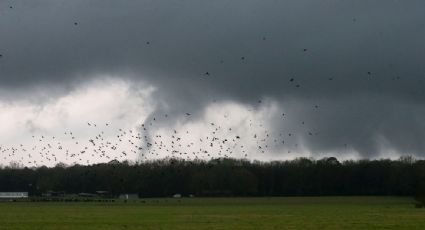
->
[[1, 0, 425, 163]]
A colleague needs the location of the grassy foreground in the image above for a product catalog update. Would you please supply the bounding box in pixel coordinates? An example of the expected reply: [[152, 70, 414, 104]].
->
[[0, 197, 424, 230]]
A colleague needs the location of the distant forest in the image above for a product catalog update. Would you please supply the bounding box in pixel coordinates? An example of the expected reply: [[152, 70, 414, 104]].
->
[[1, 157, 425, 199]]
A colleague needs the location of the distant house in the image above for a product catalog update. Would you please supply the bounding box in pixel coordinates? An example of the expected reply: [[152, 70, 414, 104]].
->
[[78, 193, 96, 197], [96, 191, 112, 198], [42, 191, 65, 197], [0, 192, 28, 199], [119, 194, 139, 200], [173, 194, 182, 198]]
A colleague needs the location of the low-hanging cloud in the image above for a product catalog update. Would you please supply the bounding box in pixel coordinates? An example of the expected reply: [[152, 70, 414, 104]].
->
[[0, 78, 156, 166]]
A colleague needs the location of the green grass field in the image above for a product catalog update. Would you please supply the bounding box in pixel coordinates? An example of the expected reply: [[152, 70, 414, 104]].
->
[[0, 197, 424, 230]]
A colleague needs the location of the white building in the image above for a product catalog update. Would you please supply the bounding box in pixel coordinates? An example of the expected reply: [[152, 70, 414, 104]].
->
[[173, 194, 182, 198], [119, 194, 139, 200], [0, 192, 29, 199]]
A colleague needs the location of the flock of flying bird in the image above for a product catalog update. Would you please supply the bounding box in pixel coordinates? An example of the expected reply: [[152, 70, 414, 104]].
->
[[0, 2, 325, 167], [0, 102, 322, 167], [1, 2, 402, 167]]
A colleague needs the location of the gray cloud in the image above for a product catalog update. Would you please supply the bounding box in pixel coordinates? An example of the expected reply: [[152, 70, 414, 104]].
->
[[1, 0, 425, 158]]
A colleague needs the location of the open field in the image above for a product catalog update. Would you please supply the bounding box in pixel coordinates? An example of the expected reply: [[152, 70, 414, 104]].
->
[[0, 197, 424, 230]]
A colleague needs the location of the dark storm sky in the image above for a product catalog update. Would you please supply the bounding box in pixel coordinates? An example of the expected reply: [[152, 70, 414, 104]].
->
[[1, 0, 425, 159]]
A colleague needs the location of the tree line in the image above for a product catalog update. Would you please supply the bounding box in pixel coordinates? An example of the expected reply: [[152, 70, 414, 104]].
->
[[0, 157, 424, 200]]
